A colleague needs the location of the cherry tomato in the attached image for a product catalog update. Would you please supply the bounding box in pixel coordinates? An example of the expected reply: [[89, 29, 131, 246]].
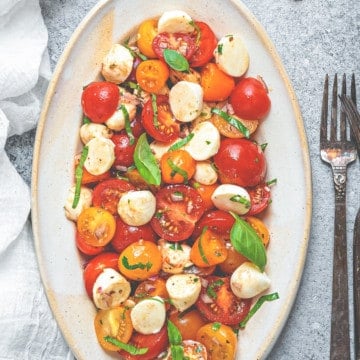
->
[[94, 306, 133, 351], [75, 230, 105, 256], [245, 216, 270, 247], [134, 277, 169, 303], [112, 133, 137, 168], [129, 113, 145, 138], [135, 59, 169, 94], [213, 138, 266, 187], [189, 21, 217, 67], [152, 32, 196, 60], [150, 185, 205, 242], [190, 181, 217, 212], [111, 217, 157, 253], [169, 310, 206, 340], [77, 207, 116, 247], [141, 95, 180, 142], [160, 149, 196, 184], [83, 252, 119, 298], [230, 77, 271, 120], [119, 325, 168, 360], [247, 183, 271, 215], [196, 276, 251, 325], [74, 154, 111, 185], [218, 242, 248, 274], [137, 19, 158, 58], [183, 264, 216, 277], [118, 240, 162, 281], [92, 179, 135, 215], [196, 323, 237, 360], [81, 81, 119, 123]]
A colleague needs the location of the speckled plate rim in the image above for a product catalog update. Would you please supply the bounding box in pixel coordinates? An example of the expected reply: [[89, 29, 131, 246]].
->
[[31, 1, 312, 359]]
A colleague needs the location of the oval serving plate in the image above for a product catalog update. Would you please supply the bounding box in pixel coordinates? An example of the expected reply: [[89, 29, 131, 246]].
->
[[31, 0, 312, 359]]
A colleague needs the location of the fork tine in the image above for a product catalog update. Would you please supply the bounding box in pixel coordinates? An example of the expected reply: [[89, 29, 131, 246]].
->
[[340, 74, 347, 141], [351, 73, 356, 105], [330, 74, 338, 141], [320, 74, 329, 146]]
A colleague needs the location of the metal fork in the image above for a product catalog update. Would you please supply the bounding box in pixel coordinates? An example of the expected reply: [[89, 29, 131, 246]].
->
[[320, 73, 357, 360]]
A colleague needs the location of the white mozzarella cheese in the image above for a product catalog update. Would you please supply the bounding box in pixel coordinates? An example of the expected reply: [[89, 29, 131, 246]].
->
[[79, 123, 113, 144], [158, 239, 193, 274], [157, 10, 194, 34], [84, 137, 115, 175], [92, 268, 131, 310], [166, 274, 201, 312], [130, 296, 166, 334], [184, 121, 220, 160], [214, 34, 249, 77], [105, 102, 136, 131], [118, 190, 156, 226], [101, 44, 134, 84], [64, 185, 92, 221], [169, 81, 203, 123], [193, 161, 218, 185], [211, 184, 251, 215], [230, 262, 271, 299]]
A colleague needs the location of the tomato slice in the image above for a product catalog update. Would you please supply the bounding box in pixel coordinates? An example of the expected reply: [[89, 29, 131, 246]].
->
[[119, 325, 169, 360], [112, 133, 137, 168], [247, 183, 271, 215], [152, 32, 196, 60], [141, 95, 180, 142], [92, 179, 135, 215], [150, 185, 205, 242], [196, 276, 251, 325], [190, 21, 218, 67], [75, 230, 105, 256]]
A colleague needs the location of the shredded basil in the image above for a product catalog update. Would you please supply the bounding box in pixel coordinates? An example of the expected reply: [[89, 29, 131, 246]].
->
[[266, 178, 277, 186], [230, 195, 251, 208], [211, 322, 221, 331], [123, 43, 148, 61], [239, 292, 280, 328], [167, 320, 184, 360], [167, 158, 188, 182], [120, 104, 135, 145], [198, 226, 209, 265], [211, 108, 250, 138], [83, 116, 91, 124], [170, 243, 183, 251], [189, 20, 201, 45], [217, 43, 223, 55], [206, 279, 224, 299], [72, 146, 88, 209], [121, 256, 152, 271], [133, 133, 161, 185], [169, 133, 194, 151], [163, 49, 189, 72], [151, 93, 159, 128], [261, 142, 268, 151], [104, 336, 148, 355]]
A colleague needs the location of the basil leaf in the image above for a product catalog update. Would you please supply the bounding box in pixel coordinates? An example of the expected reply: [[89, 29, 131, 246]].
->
[[211, 108, 250, 138], [169, 133, 194, 151], [104, 336, 148, 355], [134, 133, 161, 185], [122, 256, 152, 271], [230, 212, 267, 271], [72, 146, 88, 209], [239, 292, 279, 328], [120, 104, 135, 145], [198, 226, 209, 265], [163, 49, 189, 72], [230, 195, 251, 208], [167, 158, 189, 182], [167, 320, 182, 345]]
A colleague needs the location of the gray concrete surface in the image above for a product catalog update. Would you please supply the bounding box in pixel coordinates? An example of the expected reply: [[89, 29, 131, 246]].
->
[[6, 0, 360, 359]]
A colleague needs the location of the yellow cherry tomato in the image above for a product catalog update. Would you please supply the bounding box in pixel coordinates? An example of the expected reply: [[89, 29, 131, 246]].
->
[[245, 216, 270, 247], [137, 19, 158, 58]]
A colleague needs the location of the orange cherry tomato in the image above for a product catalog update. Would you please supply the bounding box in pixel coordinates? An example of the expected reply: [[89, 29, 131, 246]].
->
[[169, 309, 207, 340], [136, 59, 169, 94], [191, 181, 217, 211], [75, 230, 105, 256], [94, 306, 133, 351], [118, 240, 162, 281], [200, 63, 235, 102], [134, 277, 169, 305], [218, 242, 248, 274], [137, 19, 158, 58], [161, 149, 196, 184], [245, 216, 270, 247], [196, 322, 237, 360], [77, 207, 116, 247], [190, 228, 228, 267]]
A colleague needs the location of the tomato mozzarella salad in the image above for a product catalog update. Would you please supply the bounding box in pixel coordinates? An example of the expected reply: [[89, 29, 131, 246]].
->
[[64, 9, 279, 360]]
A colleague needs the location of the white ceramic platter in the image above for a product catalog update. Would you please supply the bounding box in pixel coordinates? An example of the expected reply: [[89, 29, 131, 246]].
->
[[31, 0, 312, 359]]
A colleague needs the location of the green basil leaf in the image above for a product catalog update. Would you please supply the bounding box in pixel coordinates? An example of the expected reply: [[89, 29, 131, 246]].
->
[[230, 212, 267, 271], [167, 320, 182, 345], [169, 133, 194, 151], [230, 195, 251, 208], [167, 158, 188, 182], [198, 226, 209, 265], [104, 336, 148, 355], [211, 108, 250, 138], [163, 49, 189, 72], [72, 146, 88, 209], [122, 256, 152, 271], [206, 279, 224, 299], [134, 133, 161, 185]]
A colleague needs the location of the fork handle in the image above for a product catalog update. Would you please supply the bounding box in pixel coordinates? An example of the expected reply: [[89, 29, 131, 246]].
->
[[330, 174, 351, 360], [354, 208, 360, 360]]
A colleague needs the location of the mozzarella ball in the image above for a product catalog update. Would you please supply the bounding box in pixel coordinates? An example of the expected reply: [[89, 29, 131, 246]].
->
[[105, 102, 136, 131], [79, 123, 112, 144], [157, 10, 194, 34], [193, 161, 218, 185], [64, 185, 92, 221], [84, 137, 115, 175]]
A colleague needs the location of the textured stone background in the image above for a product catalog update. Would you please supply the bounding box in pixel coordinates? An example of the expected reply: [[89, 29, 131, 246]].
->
[[6, 0, 360, 359]]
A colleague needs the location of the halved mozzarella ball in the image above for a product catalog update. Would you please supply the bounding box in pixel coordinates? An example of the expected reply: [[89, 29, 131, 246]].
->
[[169, 81, 203, 123], [101, 44, 134, 84], [166, 274, 201, 312], [150, 139, 178, 161], [105, 103, 136, 131], [163, 340, 207, 360], [158, 239, 193, 274], [84, 137, 115, 175], [211, 184, 250, 215], [184, 121, 220, 160], [118, 190, 156, 226], [193, 161, 218, 185], [130, 296, 166, 334], [157, 10, 195, 34], [214, 34, 249, 77], [92, 268, 131, 310], [64, 185, 92, 221], [79, 123, 113, 144], [230, 261, 271, 299]]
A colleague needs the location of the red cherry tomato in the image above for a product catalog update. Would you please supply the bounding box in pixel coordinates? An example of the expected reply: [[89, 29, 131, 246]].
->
[[189, 21, 217, 67], [247, 183, 271, 215], [196, 276, 251, 325], [81, 81, 119, 123], [75, 231, 105, 256], [119, 325, 168, 360], [112, 133, 137, 168], [141, 95, 180, 142], [92, 179, 135, 215], [213, 138, 266, 187], [230, 77, 271, 120], [152, 32, 196, 60], [129, 114, 145, 138], [111, 217, 157, 253], [150, 185, 205, 242], [83, 252, 119, 298]]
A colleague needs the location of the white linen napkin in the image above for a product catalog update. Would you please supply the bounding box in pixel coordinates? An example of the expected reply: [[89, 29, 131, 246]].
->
[[0, 0, 74, 358]]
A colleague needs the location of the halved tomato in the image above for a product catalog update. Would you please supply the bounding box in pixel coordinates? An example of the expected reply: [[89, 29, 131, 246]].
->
[[247, 183, 271, 215], [112, 133, 137, 168], [75, 230, 105, 256]]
